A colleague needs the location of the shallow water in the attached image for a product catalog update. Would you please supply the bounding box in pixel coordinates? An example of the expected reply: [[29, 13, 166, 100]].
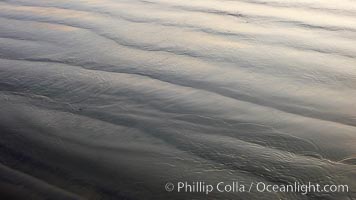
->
[[0, 0, 355, 199]]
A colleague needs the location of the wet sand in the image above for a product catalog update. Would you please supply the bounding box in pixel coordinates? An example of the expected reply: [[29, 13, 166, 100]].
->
[[0, 0, 355, 199]]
